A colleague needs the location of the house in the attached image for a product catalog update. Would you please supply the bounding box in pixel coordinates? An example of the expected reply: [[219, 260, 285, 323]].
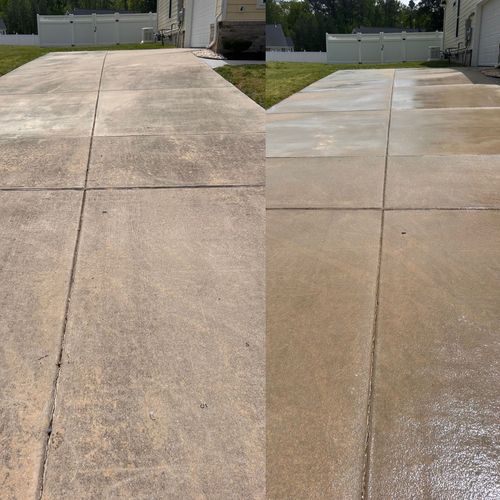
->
[[442, 0, 500, 65], [0, 18, 7, 35], [266, 24, 294, 52], [157, 0, 265, 56]]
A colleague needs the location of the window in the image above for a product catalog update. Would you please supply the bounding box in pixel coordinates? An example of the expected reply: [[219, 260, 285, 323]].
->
[[257, 0, 265, 8], [169, 0, 172, 18], [455, 0, 461, 38]]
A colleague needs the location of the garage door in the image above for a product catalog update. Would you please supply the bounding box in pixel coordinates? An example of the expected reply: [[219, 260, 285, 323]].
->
[[190, 0, 217, 48], [478, 0, 500, 66]]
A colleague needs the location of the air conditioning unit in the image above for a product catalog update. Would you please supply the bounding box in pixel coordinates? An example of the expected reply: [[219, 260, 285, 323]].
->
[[141, 27, 154, 44], [428, 46, 441, 61]]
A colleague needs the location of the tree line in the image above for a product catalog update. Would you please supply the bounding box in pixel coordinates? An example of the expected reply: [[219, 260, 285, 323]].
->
[[267, 0, 444, 51], [0, 0, 156, 34]]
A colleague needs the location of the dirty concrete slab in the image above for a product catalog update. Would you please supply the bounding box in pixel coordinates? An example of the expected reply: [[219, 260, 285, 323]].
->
[[0, 137, 90, 188], [386, 155, 500, 208], [0, 191, 82, 500], [42, 188, 265, 499], [268, 86, 392, 113], [94, 87, 263, 136], [267, 111, 389, 157], [16, 51, 106, 74], [100, 64, 232, 90], [367, 210, 500, 499], [394, 68, 472, 87], [393, 83, 500, 109], [389, 108, 500, 155], [0, 92, 97, 138], [266, 156, 384, 208], [267, 209, 381, 500], [0, 70, 101, 94], [88, 134, 264, 187], [100, 51, 231, 90]]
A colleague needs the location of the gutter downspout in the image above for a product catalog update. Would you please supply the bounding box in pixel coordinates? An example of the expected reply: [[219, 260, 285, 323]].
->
[[208, 0, 227, 50]]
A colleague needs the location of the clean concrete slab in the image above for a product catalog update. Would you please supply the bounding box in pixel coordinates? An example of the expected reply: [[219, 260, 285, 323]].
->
[[0, 191, 82, 500], [94, 87, 264, 136], [394, 68, 472, 87], [266, 156, 385, 208], [267, 209, 381, 500], [0, 137, 90, 188], [268, 86, 392, 113], [88, 134, 264, 187], [368, 210, 500, 499], [386, 155, 500, 208], [393, 83, 500, 109], [42, 188, 265, 498], [0, 92, 97, 138], [390, 108, 500, 155], [267, 111, 389, 157]]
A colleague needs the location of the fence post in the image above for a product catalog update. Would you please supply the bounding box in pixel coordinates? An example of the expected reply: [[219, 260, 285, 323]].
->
[[380, 32, 384, 63], [93, 13, 97, 45], [402, 31, 407, 62], [70, 14, 75, 46], [115, 12, 120, 45], [358, 33, 362, 64]]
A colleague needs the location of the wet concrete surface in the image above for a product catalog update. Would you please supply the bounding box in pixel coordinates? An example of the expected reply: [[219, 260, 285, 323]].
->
[[0, 49, 265, 498], [267, 67, 500, 498]]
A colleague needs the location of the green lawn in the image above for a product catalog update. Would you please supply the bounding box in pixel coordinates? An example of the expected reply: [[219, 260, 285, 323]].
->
[[265, 60, 454, 108], [215, 64, 265, 108], [0, 43, 173, 77]]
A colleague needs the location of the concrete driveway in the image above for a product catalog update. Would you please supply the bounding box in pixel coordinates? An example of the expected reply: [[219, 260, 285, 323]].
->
[[0, 49, 264, 498], [267, 68, 500, 498]]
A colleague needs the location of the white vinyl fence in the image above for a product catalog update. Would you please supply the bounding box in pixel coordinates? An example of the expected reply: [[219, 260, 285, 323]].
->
[[37, 12, 157, 47], [0, 34, 40, 45], [326, 31, 443, 64], [266, 51, 327, 63]]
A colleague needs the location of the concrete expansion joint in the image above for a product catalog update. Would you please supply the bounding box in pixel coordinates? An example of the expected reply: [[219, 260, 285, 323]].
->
[[0, 184, 264, 192], [360, 69, 395, 500], [35, 52, 109, 500]]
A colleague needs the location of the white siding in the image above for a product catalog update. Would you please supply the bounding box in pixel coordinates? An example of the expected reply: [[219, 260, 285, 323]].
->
[[158, 0, 179, 32], [443, 0, 478, 49]]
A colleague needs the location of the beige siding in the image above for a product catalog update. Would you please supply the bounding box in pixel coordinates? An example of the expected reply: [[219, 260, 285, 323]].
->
[[443, 0, 478, 49], [223, 0, 265, 22], [158, 0, 180, 32]]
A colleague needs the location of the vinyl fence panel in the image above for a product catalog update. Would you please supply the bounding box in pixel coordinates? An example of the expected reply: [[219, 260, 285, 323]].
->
[[0, 34, 39, 45], [326, 32, 443, 64], [37, 13, 157, 47], [266, 51, 327, 63]]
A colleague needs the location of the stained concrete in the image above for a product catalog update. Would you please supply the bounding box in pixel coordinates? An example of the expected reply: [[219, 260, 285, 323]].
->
[[266, 156, 384, 208], [0, 49, 265, 498], [268, 86, 392, 113], [42, 188, 265, 499], [390, 108, 500, 155], [267, 68, 500, 499], [267, 111, 389, 157], [0, 92, 97, 138], [393, 83, 500, 109], [88, 134, 264, 187], [368, 210, 500, 499], [267, 209, 381, 500], [0, 137, 90, 188], [394, 68, 472, 87], [95, 87, 263, 136], [0, 191, 82, 500]]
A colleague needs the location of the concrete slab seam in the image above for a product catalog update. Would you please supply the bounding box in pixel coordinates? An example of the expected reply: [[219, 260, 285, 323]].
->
[[36, 51, 109, 500], [361, 69, 395, 500]]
